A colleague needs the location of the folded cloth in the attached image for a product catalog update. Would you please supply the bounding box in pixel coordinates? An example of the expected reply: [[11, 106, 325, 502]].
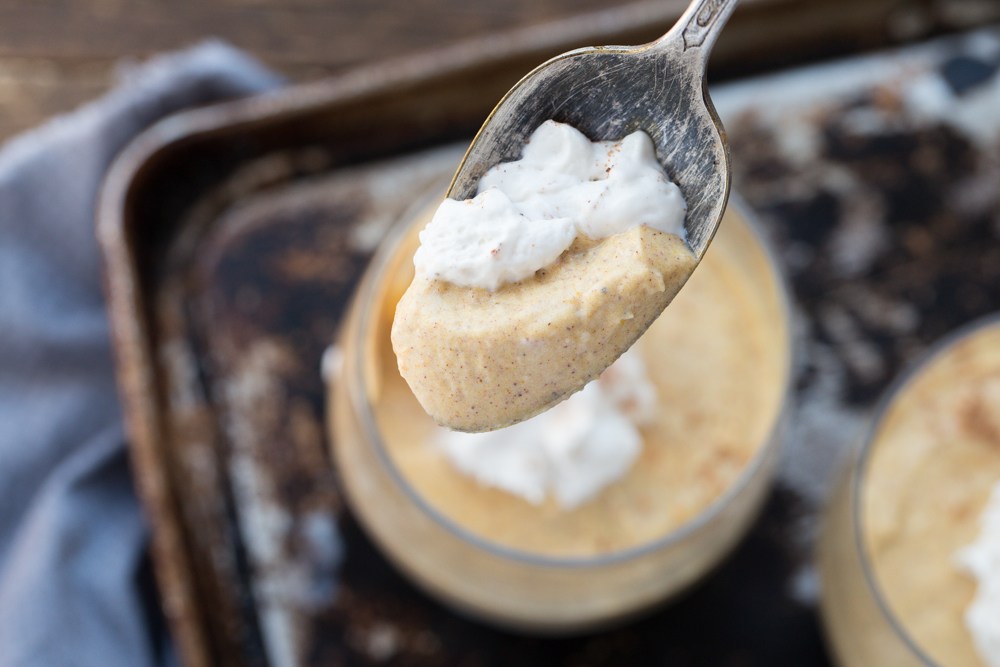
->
[[0, 42, 281, 667]]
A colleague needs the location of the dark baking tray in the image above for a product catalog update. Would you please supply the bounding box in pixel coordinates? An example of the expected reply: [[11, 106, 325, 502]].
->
[[98, 3, 1000, 665]]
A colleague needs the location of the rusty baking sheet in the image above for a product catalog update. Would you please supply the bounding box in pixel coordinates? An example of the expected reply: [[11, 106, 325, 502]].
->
[[98, 3, 1000, 666]]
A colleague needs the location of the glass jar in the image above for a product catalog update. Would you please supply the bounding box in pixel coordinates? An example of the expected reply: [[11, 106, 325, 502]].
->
[[819, 315, 1000, 666], [329, 191, 793, 632]]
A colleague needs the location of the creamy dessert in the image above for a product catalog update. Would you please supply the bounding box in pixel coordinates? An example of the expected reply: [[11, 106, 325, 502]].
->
[[331, 197, 789, 629], [860, 324, 1000, 667], [435, 345, 655, 511], [391, 121, 696, 432], [370, 205, 785, 557], [821, 321, 1000, 667], [960, 483, 1000, 666]]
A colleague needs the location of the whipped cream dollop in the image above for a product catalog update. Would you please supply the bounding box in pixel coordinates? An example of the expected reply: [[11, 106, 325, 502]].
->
[[414, 120, 687, 291], [435, 346, 657, 509], [957, 481, 1000, 667]]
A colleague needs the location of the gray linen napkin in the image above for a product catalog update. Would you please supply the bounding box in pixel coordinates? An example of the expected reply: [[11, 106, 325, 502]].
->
[[0, 42, 281, 667]]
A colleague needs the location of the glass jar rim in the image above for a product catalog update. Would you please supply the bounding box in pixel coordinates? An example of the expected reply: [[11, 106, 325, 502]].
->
[[849, 312, 1000, 666], [345, 185, 796, 568]]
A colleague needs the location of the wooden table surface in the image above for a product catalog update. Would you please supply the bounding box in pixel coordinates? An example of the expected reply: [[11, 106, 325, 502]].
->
[[4, 0, 1000, 143], [0, 0, 628, 142]]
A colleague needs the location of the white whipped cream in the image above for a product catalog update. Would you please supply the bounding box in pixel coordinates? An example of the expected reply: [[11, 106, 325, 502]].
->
[[414, 120, 687, 291], [957, 481, 1000, 667], [435, 346, 657, 509]]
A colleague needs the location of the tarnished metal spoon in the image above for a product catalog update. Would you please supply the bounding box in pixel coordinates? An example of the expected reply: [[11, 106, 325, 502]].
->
[[396, 0, 740, 432], [448, 0, 738, 260]]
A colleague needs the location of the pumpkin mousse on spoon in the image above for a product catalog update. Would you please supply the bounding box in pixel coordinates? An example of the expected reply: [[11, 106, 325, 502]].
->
[[391, 120, 695, 432], [392, 0, 737, 432]]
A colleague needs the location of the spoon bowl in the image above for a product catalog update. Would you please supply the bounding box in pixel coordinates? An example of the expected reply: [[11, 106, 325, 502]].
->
[[393, 0, 741, 432], [448, 0, 738, 258]]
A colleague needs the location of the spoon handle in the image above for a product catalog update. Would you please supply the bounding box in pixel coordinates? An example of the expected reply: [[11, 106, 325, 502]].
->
[[666, 0, 740, 68]]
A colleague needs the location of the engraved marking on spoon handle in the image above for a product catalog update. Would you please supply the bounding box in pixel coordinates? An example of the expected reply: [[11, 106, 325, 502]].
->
[[681, 0, 739, 52]]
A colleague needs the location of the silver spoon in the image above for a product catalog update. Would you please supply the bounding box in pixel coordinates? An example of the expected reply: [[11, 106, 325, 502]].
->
[[396, 0, 740, 432], [447, 0, 738, 260]]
